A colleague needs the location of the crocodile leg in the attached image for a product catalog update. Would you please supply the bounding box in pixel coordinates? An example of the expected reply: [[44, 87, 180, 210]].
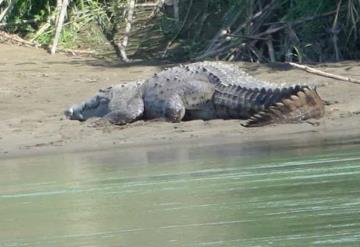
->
[[164, 94, 186, 122], [104, 97, 144, 125], [144, 94, 186, 122]]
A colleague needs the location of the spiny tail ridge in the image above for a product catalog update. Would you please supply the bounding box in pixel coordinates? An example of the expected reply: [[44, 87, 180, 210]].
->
[[244, 87, 325, 127]]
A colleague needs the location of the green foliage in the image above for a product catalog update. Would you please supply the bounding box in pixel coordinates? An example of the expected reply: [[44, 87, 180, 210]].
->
[[1, 0, 360, 61], [161, 0, 360, 62], [281, 0, 335, 20], [4, 0, 53, 34], [1, 0, 122, 49]]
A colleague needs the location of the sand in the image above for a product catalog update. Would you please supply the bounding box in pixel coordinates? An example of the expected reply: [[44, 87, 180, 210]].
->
[[1, 43, 360, 158]]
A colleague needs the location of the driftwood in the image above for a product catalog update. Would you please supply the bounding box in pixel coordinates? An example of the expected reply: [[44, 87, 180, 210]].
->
[[54, 47, 96, 55], [0, 31, 41, 47], [288, 62, 360, 85], [0, 31, 95, 56]]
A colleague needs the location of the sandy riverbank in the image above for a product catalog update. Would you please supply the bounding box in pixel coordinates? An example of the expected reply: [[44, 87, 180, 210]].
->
[[1, 43, 360, 158]]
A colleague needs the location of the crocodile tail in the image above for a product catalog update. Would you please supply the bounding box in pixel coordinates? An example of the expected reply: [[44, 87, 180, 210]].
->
[[244, 87, 325, 127]]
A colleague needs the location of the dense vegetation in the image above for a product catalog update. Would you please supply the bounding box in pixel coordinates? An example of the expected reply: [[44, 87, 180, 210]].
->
[[1, 0, 360, 62]]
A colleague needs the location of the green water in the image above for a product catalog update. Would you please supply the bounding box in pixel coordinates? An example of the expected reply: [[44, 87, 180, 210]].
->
[[1, 139, 360, 246]]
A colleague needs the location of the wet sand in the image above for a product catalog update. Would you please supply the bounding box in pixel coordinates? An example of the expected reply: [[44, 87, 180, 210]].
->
[[1, 43, 360, 157]]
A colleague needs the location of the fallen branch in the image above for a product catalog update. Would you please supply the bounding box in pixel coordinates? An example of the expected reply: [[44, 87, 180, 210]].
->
[[288, 62, 360, 85], [0, 31, 96, 56], [135, 3, 159, 7], [49, 46, 96, 55], [0, 30, 41, 47]]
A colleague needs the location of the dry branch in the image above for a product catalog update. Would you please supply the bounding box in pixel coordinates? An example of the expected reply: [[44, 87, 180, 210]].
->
[[0, 31, 95, 56], [288, 62, 360, 85], [0, 30, 41, 47], [54, 47, 96, 55], [51, 0, 69, 55]]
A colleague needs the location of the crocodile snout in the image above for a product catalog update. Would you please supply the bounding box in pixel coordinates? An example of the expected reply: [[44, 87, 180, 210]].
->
[[64, 107, 85, 121]]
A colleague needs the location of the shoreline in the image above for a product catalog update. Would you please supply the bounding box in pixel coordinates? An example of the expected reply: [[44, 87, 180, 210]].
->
[[3, 118, 360, 160], [1, 44, 360, 158]]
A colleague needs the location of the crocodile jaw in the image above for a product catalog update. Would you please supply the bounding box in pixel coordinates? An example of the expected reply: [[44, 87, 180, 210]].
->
[[64, 95, 110, 121]]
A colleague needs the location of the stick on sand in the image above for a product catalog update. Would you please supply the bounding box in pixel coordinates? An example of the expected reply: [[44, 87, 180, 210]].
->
[[288, 62, 360, 85]]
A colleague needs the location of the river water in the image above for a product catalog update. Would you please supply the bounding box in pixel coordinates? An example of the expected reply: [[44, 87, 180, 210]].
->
[[1, 136, 360, 247]]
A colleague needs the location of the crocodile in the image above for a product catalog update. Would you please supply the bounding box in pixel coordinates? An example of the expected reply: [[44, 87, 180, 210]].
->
[[64, 61, 325, 127]]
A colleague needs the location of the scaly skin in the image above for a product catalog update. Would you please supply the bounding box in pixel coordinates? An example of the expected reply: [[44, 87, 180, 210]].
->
[[64, 62, 325, 126]]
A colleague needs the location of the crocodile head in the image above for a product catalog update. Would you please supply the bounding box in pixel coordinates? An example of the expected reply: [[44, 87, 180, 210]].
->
[[64, 94, 110, 121]]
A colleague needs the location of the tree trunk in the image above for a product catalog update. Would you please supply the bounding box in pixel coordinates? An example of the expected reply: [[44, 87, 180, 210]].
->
[[118, 0, 135, 62], [173, 0, 179, 25], [50, 0, 69, 55], [0, 0, 18, 22]]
